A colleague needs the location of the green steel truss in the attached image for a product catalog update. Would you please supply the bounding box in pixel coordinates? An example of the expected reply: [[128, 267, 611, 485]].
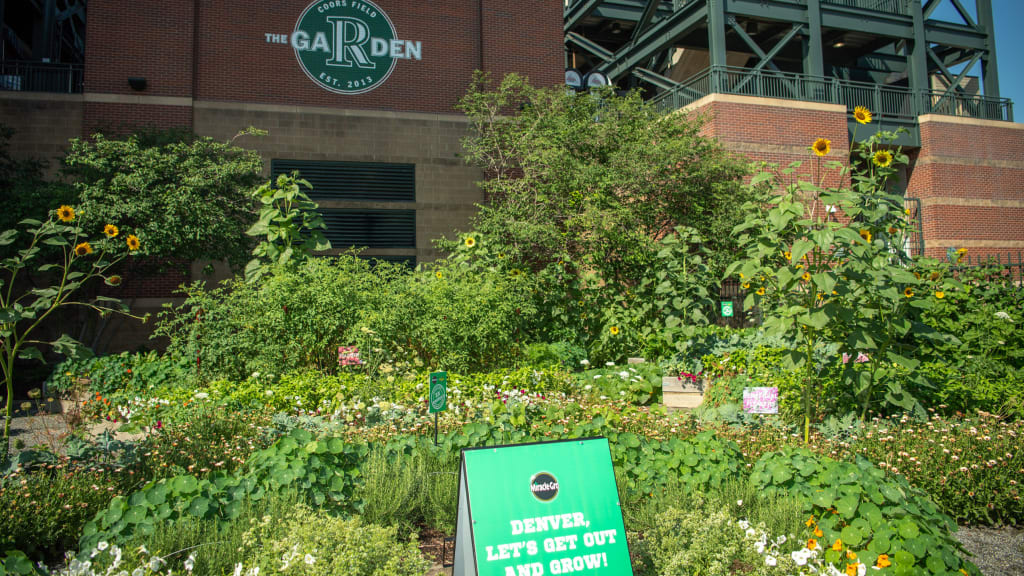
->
[[564, 0, 1012, 129]]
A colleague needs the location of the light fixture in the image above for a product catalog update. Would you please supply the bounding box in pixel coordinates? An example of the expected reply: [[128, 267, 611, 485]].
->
[[610, 22, 622, 35], [128, 77, 147, 91], [833, 41, 846, 48]]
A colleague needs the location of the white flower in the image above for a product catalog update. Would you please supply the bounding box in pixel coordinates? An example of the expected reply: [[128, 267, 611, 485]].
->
[[776, 534, 787, 545], [584, 385, 592, 390], [995, 311, 1012, 321], [605, 361, 615, 366], [746, 528, 756, 537], [137, 545, 149, 556], [755, 542, 766, 554], [791, 550, 808, 566], [737, 520, 749, 530], [304, 554, 315, 565], [858, 563, 867, 576], [600, 395, 608, 400], [193, 392, 209, 400], [580, 359, 590, 366], [619, 391, 626, 396], [618, 371, 629, 378], [133, 568, 145, 576], [233, 564, 243, 576], [737, 499, 743, 507], [184, 554, 195, 572], [594, 375, 602, 379], [149, 556, 165, 572], [765, 555, 777, 567], [265, 389, 274, 396]]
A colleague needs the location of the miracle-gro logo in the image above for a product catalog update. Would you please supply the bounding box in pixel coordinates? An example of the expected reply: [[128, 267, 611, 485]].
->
[[264, 0, 422, 95], [530, 472, 559, 502]]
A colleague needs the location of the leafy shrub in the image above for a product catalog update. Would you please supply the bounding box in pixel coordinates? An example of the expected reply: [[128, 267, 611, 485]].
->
[[238, 507, 430, 576], [0, 464, 125, 560], [750, 447, 980, 575], [645, 497, 797, 576], [524, 341, 587, 370], [47, 351, 191, 400]]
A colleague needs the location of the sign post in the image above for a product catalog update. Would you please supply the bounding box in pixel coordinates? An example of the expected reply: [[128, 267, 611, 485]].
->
[[453, 438, 633, 576], [429, 371, 448, 445]]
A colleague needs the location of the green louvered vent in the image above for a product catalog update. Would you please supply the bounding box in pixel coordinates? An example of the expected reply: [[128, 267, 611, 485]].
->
[[270, 160, 414, 202], [321, 209, 416, 249]]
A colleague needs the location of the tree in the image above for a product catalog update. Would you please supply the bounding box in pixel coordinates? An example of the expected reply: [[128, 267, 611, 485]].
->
[[62, 131, 264, 271], [455, 72, 750, 286]]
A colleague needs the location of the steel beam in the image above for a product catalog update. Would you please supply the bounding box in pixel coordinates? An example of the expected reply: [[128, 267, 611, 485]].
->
[[565, 0, 604, 33], [728, 16, 780, 72], [976, 0, 1000, 98], [566, 31, 615, 62], [631, 0, 662, 43], [804, 0, 824, 78], [632, 67, 679, 91], [597, 2, 708, 82]]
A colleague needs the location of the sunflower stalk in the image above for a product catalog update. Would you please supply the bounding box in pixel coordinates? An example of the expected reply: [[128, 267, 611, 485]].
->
[[1, 206, 144, 464]]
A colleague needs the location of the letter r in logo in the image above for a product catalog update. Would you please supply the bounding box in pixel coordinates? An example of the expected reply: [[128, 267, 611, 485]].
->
[[326, 17, 375, 69]]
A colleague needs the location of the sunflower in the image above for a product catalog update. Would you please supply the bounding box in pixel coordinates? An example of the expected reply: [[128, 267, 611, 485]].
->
[[935, 290, 945, 299], [74, 242, 93, 257], [859, 229, 872, 243], [435, 270, 443, 279], [802, 272, 811, 282], [509, 268, 523, 278], [464, 236, 476, 248], [103, 224, 119, 238], [106, 275, 123, 286], [903, 287, 914, 298], [742, 282, 750, 290], [125, 234, 141, 252], [853, 106, 872, 124], [756, 287, 765, 296], [56, 205, 76, 222], [783, 250, 792, 261], [812, 138, 831, 157], [609, 326, 620, 336], [873, 149, 893, 168], [930, 271, 941, 281]]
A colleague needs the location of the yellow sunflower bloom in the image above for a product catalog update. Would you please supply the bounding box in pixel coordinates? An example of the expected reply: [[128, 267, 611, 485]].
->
[[74, 242, 93, 257], [57, 205, 76, 222], [873, 150, 893, 168], [742, 282, 750, 290], [435, 270, 443, 279], [802, 272, 811, 282], [935, 290, 945, 299], [784, 250, 792, 261], [812, 138, 831, 157], [859, 229, 872, 243], [904, 287, 914, 298], [126, 234, 141, 252], [756, 287, 765, 296], [464, 236, 477, 248], [103, 224, 119, 238], [609, 326, 620, 336], [854, 106, 872, 124]]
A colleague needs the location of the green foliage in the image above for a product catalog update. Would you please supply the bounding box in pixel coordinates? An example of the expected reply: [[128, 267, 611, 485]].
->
[[238, 507, 430, 576], [728, 132, 952, 437], [63, 131, 263, 268], [155, 256, 387, 381], [46, 351, 190, 399], [751, 447, 979, 575], [2, 205, 140, 461], [524, 341, 587, 371], [80, 427, 368, 551], [0, 465, 124, 559], [456, 73, 748, 281], [644, 498, 797, 576], [244, 172, 331, 283], [578, 362, 662, 405]]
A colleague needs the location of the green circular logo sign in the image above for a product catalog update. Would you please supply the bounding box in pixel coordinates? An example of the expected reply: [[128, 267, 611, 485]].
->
[[292, 0, 408, 95]]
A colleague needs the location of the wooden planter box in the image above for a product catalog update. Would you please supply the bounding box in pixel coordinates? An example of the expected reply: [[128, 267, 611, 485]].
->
[[662, 376, 704, 409]]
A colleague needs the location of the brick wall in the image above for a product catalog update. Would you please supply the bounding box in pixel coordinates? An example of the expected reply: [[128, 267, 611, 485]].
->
[[908, 116, 1024, 259], [0, 93, 83, 175], [82, 102, 193, 137], [687, 94, 851, 190], [83, 0, 563, 115]]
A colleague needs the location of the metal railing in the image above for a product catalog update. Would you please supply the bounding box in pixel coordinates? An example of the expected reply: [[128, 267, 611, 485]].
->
[[0, 60, 84, 94], [651, 66, 1014, 122], [819, 0, 906, 16]]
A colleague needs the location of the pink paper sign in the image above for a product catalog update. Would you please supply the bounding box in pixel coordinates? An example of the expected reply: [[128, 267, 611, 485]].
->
[[742, 387, 779, 414]]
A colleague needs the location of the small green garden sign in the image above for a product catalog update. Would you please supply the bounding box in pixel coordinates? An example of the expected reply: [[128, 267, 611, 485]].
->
[[429, 371, 448, 413], [453, 438, 632, 576], [720, 300, 734, 318]]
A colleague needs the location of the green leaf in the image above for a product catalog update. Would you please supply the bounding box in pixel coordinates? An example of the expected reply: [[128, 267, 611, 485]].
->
[[897, 519, 919, 539], [840, 525, 863, 547], [172, 475, 199, 494], [0, 229, 16, 246], [16, 347, 44, 362]]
